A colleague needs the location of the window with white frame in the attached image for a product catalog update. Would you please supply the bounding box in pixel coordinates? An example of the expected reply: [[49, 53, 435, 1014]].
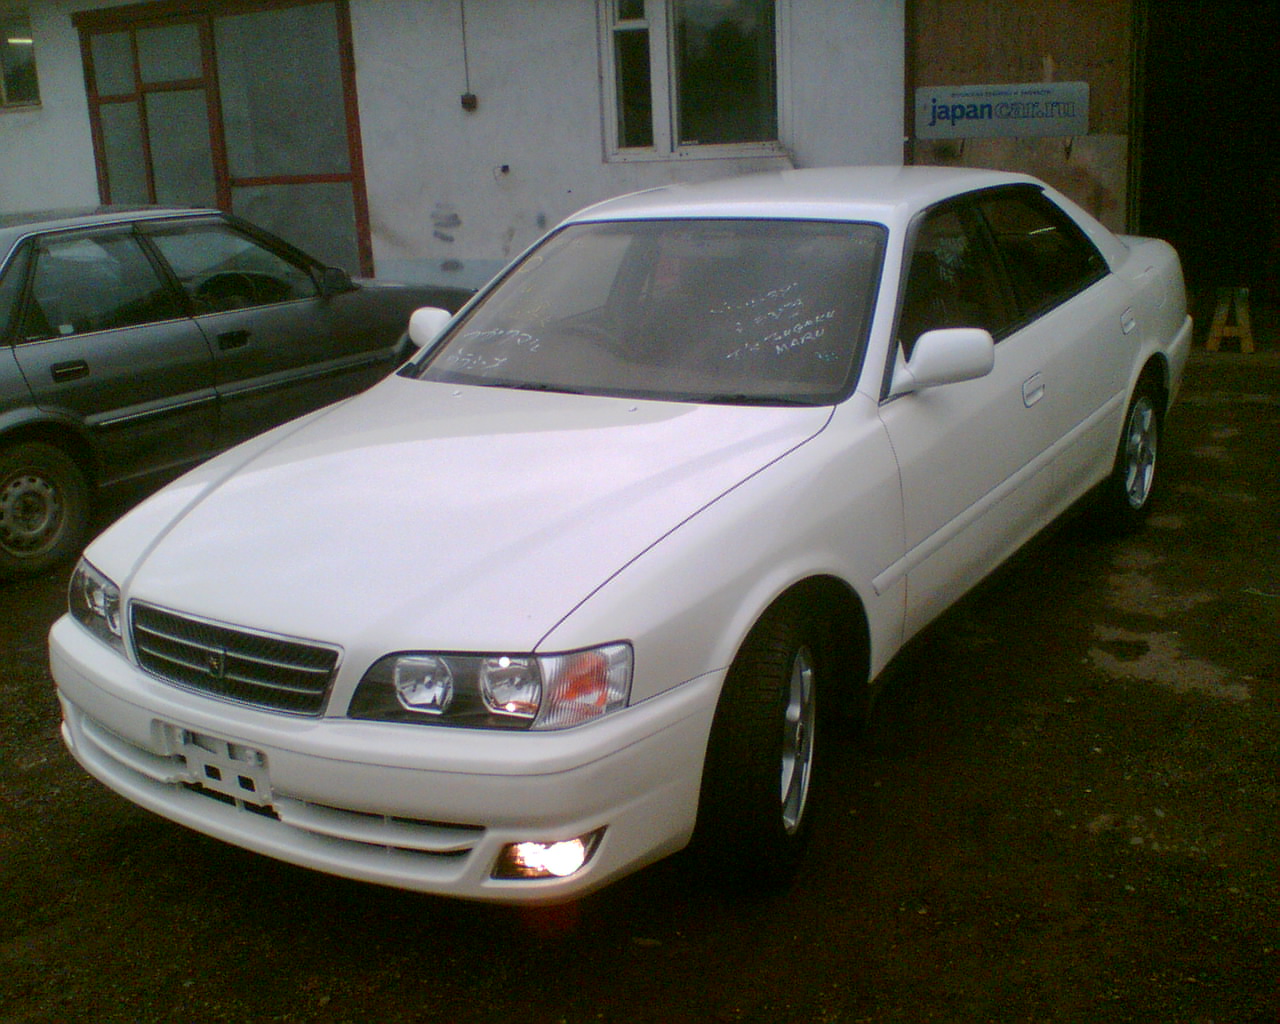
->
[[1, 6, 39, 107], [602, 0, 782, 159]]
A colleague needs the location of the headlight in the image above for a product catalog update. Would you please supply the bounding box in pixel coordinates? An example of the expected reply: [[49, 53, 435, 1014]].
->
[[68, 558, 124, 652], [349, 643, 632, 730]]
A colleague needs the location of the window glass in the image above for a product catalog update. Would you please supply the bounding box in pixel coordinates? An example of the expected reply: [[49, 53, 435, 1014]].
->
[[898, 207, 1011, 355], [215, 5, 348, 178], [675, 0, 776, 145], [99, 102, 149, 204], [137, 22, 201, 84], [90, 31, 133, 96], [0, 245, 31, 340], [976, 190, 1106, 317], [1, 9, 39, 106], [148, 223, 317, 313], [146, 90, 217, 207], [231, 181, 358, 274], [20, 233, 181, 341], [614, 24, 653, 148], [415, 218, 885, 405]]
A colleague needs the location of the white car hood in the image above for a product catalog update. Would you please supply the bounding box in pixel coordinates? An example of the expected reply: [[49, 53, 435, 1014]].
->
[[106, 376, 830, 652]]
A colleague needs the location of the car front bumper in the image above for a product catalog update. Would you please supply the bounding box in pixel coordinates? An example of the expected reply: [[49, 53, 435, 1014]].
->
[[50, 615, 718, 904]]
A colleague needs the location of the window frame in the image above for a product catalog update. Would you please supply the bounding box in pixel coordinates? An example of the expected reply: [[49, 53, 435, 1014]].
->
[[598, 0, 790, 163]]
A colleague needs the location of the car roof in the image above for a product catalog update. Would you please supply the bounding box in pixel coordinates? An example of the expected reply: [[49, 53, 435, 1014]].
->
[[0, 205, 221, 259], [567, 165, 1042, 230]]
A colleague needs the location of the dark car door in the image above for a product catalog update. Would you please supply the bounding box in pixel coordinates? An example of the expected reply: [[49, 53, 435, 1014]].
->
[[143, 218, 397, 448], [9, 227, 219, 486]]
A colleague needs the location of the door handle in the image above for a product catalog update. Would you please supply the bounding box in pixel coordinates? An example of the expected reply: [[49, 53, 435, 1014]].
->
[[51, 360, 89, 382], [1022, 372, 1045, 408], [1121, 308, 1137, 335], [217, 329, 251, 350]]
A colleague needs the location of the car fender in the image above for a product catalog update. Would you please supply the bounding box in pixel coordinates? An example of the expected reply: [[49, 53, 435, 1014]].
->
[[538, 393, 906, 707], [0, 402, 99, 477]]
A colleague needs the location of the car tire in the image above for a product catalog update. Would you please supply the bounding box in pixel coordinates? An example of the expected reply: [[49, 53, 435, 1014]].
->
[[0, 442, 90, 580], [693, 602, 822, 888], [1098, 374, 1163, 533]]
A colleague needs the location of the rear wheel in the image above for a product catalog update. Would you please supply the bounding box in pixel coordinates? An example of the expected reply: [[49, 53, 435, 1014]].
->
[[0, 442, 90, 579], [1098, 375, 1162, 533], [694, 604, 822, 887]]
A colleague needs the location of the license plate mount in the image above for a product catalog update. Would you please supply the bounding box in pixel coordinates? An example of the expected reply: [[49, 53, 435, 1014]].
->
[[178, 729, 272, 807]]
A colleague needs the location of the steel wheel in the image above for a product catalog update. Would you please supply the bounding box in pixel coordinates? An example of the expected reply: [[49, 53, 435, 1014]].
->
[[0, 442, 90, 579]]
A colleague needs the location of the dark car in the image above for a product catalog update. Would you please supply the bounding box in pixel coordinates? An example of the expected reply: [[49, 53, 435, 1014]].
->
[[0, 206, 471, 579]]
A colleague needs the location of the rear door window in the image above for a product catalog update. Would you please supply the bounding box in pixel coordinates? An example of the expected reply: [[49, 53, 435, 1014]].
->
[[974, 189, 1107, 320], [19, 231, 182, 341]]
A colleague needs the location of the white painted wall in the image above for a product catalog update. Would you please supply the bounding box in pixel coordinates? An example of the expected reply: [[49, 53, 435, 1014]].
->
[[1, 0, 904, 289], [0, 1, 123, 211], [353, 0, 905, 288]]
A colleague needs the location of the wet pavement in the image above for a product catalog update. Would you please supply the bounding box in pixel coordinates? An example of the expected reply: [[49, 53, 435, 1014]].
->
[[1, 346, 1277, 1023]]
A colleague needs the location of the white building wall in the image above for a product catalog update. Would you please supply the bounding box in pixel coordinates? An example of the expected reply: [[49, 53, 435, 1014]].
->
[[0, 1, 129, 212], [354, 0, 905, 289], [1, 0, 903, 288]]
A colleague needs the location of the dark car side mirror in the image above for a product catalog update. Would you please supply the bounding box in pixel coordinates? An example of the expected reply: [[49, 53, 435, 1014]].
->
[[319, 265, 355, 297]]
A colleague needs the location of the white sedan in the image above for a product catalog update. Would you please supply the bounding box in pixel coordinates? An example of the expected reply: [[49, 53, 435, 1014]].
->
[[49, 167, 1191, 903]]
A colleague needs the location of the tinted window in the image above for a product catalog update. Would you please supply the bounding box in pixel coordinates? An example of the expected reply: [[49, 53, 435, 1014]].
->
[[975, 190, 1106, 317], [19, 232, 182, 341], [897, 206, 1012, 356], [0, 244, 30, 341], [147, 222, 317, 313], [414, 219, 886, 405]]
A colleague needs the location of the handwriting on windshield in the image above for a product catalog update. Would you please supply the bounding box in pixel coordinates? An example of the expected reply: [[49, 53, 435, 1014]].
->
[[440, 327, 542, 373]]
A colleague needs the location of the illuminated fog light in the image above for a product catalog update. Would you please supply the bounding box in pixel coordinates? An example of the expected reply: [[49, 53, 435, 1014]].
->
[[492, 829, 604, 880]]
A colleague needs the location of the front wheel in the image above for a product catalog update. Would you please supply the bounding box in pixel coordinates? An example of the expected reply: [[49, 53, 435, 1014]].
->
[[694, 605, 822, 887], [1097, 376, 1162, 533], [0, 442, 90, 579]]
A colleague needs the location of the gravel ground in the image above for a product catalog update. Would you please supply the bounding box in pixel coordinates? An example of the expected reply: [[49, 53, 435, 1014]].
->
[[1, 347, 1276, 1024]]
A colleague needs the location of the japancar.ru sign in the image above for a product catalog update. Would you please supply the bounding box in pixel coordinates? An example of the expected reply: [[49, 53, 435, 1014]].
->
[[916, 82, 1089, 139]]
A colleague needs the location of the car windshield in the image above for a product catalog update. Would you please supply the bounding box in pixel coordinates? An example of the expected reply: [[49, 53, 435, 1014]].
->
[[409, 218, 886, 404]]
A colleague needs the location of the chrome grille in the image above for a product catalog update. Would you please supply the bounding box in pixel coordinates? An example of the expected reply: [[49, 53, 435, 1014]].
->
[[130, 603, 339, 715]]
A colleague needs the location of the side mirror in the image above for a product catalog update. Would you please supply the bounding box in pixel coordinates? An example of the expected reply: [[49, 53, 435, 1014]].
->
[[407, 306, 454, 351], [888, 327, 995, 397], [319, 266, 354, 297]]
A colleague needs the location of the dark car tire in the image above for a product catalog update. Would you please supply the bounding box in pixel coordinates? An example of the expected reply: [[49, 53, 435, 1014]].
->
[[0, 442, 90, 580], [1097, 374, 1163, 534], [693, 602, 822, 888]]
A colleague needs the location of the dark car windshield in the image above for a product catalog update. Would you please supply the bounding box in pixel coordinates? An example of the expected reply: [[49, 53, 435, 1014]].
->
[[409, 218, 885, 405]]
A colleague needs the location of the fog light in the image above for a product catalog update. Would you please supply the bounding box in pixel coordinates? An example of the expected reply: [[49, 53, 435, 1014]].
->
[[492, 829, 604, 880]]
